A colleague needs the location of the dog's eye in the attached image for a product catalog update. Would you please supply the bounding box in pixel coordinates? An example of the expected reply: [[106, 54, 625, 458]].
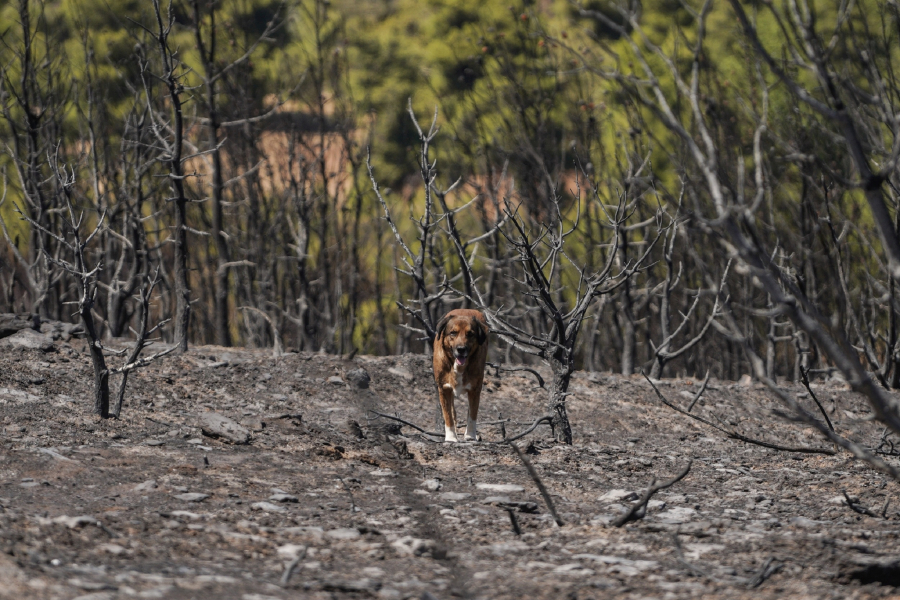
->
[[466, 331, 473, 337], [449, 332, 457, 338]]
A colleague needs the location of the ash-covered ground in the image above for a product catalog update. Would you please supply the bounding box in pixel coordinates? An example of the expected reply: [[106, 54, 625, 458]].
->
[[1, 328, 900, 600]]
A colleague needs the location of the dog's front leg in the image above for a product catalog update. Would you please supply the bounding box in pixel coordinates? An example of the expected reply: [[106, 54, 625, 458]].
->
[[464, 386, 481, 441], [439, 385, 459, 442]]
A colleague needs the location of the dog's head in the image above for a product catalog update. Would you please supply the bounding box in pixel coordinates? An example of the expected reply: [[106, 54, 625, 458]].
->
[[436, 313, 487, 367]]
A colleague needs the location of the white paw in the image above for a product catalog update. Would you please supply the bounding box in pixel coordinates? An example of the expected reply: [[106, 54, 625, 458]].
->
[[444, 425, 459, 443], [463, 433, 481, 442]]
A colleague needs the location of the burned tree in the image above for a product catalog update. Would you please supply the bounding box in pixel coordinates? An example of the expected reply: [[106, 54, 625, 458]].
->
[[571, 0, 900, 471], [15, 153, 176, 418], [372, 104, 662, 444]]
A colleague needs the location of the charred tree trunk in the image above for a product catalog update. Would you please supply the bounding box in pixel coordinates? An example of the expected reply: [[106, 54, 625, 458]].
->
[[548, 349, 574, 444]]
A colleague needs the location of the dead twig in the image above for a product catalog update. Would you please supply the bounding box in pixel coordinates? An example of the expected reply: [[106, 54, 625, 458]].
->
[[338, 477, 357, 513], [643, 372, 835, 455], [279, 547, 307, 586], [686, 369, 710, 412], [366, 411, 443, 437], [800, 367, 835, 432], [486, 362, 545, 387], [504, 508, 522, 535], [496, 415, 554, 444], [612, 461, 692, 527], [367, 410, 553, 444], [746, 556, 783, 589], [508, 441, 563, 526], [842, 490, 882, 518]]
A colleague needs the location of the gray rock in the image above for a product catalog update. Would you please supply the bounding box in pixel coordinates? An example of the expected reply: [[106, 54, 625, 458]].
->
[[251, 501, 286, 513], [439, 492, 471, 502], [327, 376, 345, 385], [269, 493, 299, 503], [391, 536, 437, 557], [0, 313, 40, 339], [239, 417, 265, 432], [422, 479, 442, 492], [346, 368, 371, 389], [199, 412, 251, 444], [0, 329, 55, 352], [40, 319, 83, 341], [482, 496, 539, 513], [476, 483, 525, 493], [173, 493, 209, 502], [145, 440, 166, 447], [387, 367, 414, 383], [326, 528, 361, 540], [346, 419, 365, 438], [134, 480, 157, 492]]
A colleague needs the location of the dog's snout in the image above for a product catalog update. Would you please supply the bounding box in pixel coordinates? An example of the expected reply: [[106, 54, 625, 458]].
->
[[455, 346, 469, 356]]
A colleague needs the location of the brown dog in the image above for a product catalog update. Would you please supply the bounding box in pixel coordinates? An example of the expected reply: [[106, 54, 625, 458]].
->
[[432, 309, 489, 442]]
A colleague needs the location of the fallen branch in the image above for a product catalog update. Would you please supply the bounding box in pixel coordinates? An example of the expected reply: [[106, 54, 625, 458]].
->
[[504, 508, 522, 535], [280, 546, 307, 586], [508, 441, 563, 526], [367, 410, 553, 444], [643, 372, 835, 455], [612, 461, 692, 527], [746, 556, 783, 589], [366, 411, 443, 438], [496, 414, 554, 444], [800, 367, 835, 432], [687, 369, 711, 412], [842, 490, 881, 519]]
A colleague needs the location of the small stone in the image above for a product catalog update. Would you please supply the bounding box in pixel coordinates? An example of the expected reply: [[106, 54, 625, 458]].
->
[[391, 536, 437, 557], [598, 489, 638, 503], [387, 367, 414, 382], [346, 368, 371, 389], [251, 501, 286, 513], [439, 492, 471, 502], [173, 493, 209, 502], [346, 419, 365, 438], [97, 543, 126, 555], [326, 528, 361, 540], [145, 440, 166, 447], [169, 511, 203, 520], [476, 483, 525, 493], [789, 516, 822, 528], [738, 374, 753, 387], [422, 479, 442, 492], [370, 469, 395, 477], [327, 376, 345, 385], [70, 593, 115, 600], [134, 480, 157, 492], [269, 493, 299, 503], [199, 412, 251, 444], [654, 507, 697, 524], [239, 418, 265, 432], [276, 544, 306, 559]]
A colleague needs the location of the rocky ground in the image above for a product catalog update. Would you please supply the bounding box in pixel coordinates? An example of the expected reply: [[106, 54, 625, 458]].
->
[[1, 327, 900, 600]]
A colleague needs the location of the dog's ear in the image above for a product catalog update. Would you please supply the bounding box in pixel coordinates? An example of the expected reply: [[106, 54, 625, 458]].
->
[[435, 314, 452, 341], [471, 316, 487, 345]]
